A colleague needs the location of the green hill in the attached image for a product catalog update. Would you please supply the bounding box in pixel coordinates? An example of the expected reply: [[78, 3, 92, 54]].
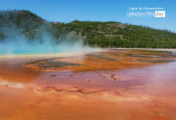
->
[[0, 10, 176, 48], [0, 10, 46, 28]]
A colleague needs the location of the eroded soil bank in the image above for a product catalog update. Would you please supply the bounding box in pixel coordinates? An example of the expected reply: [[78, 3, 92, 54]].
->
[[0, 50, 176, 119]]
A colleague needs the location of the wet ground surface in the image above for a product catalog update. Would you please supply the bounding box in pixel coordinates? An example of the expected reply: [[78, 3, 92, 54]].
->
[[0, 50, 176, 119]]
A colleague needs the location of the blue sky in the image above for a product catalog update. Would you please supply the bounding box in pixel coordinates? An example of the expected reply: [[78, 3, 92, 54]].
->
[[0, 0, 176, 32]]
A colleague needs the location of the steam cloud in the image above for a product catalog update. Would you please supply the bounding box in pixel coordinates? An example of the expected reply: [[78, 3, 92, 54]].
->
[[0, 26, 96, 55]]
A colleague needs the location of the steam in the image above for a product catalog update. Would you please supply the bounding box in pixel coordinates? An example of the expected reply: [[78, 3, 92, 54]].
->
[[0, 26, 96, 55]]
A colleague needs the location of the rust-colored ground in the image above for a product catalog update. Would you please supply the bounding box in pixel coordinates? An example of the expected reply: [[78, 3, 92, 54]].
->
[[0, 50, 176, 119]]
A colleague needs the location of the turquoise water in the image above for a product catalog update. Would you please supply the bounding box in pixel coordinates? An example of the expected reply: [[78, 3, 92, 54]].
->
[[0, 51, 61, 56], [0, 49, 68, 56]]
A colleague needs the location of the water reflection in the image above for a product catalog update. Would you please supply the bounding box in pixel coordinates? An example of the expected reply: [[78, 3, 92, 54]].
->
[[23, 50, 176, 72]]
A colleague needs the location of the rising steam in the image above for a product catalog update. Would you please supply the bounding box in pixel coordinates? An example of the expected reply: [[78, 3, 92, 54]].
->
[[0, 26, 96, 55]]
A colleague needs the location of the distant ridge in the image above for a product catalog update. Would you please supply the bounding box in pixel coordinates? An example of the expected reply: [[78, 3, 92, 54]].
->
[[0, 10, 176, 48]]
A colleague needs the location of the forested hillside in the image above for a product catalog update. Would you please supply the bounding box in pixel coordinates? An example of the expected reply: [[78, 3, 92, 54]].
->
[[0, 10, 176, 48]]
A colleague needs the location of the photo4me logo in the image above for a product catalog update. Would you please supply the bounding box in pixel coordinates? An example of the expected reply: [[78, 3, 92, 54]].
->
[[127, 7, 165, 18]]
